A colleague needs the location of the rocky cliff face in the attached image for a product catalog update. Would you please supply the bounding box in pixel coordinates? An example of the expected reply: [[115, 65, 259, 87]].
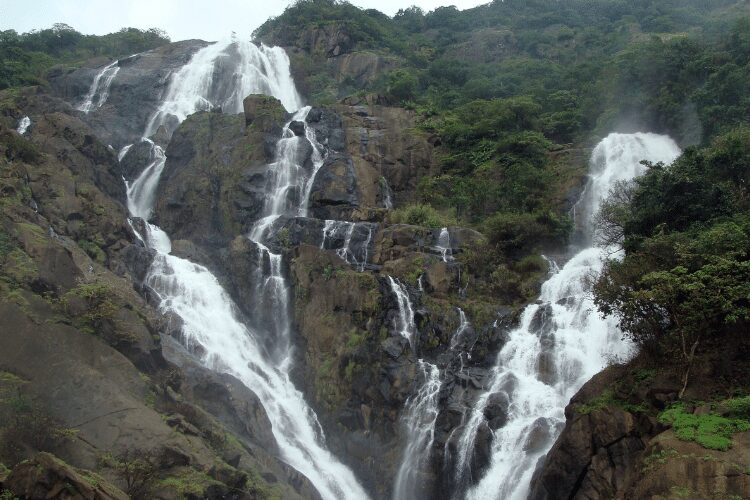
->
[[529, 361, 750, 500], [47, 40, 208, 148], [6, 35, 730, 500], [259, 22, 401, 100], [0, 85, 316, 500]]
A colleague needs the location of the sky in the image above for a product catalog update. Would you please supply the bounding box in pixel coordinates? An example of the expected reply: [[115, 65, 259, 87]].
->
[[1, 0, 489, 42]]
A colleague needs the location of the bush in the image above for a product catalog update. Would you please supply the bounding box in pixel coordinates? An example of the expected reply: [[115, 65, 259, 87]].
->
[[0, 392, 76, 464], [483, 210, 571, 255], [387, 203, 455, 228], [385, 69, 418, 103], [659, 403, 750, 451], [100, 447, 160, 498], [2, 131, 40, 163]]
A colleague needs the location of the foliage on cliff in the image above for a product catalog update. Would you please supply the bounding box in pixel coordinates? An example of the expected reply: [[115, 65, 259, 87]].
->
[[0, 23, 169, 89], [594, 127, 750, 394], [257, 0, 750, 262]]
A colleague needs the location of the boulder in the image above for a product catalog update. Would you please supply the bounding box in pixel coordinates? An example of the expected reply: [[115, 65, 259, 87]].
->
[[243, 94, 286, 131], [308, 152, 359, 219], [4, 452, 128, 500], [119, 139, 155, 181], [289, 120, 306, 136]]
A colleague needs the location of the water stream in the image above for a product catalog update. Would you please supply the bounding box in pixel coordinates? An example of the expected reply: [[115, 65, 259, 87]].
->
[[16, 116, 31, 135], [78, 60, 120, 113], [118, 39, 368, 500], [393, 360, 442, 500], [457, 132, 681, 500]]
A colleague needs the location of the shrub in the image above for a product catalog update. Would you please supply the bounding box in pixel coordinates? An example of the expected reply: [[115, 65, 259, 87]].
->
[[658, 403, 750, 451], [388, 203, 455, 228], [483, 210, 571, 255], [100, 447, 160, 498], [62, 282, 119, 334], [0, 392, 76, 464]]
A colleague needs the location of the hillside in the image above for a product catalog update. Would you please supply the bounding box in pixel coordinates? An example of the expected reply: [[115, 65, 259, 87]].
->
[[1, 1, 750, 499]]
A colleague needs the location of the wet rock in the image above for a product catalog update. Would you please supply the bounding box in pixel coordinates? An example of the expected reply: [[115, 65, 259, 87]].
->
[[119, 243, 156, 284], [48, 40, 209, 147], [484, 392, 510, 430], [335, 99, 437, 207], [472, 421, 494, 475], [4, 452, 128, 500], [156, 110, 280, 245], [382, 336, 407, 359], [243, 94, 286, 131], [306, 107, 346, 151], [524, 417, 558, 453], [308, 152, 359, 219], [289, 119, 306, 136], [119, 139, 155, 181]]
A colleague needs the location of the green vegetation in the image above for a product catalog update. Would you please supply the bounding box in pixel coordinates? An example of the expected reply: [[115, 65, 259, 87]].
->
[[387, 203, 455, 228], [594, 128, 750, 396], [0, 24, 169, 89], [659, 403, 750, 451], [257, 0, 750, 235], [575, 389, 649, 416], [101, 448, 160, 497], [62, 282, 119, 334]]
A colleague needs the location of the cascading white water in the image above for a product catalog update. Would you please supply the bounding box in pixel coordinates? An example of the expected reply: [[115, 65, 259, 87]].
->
[[16, 116, 31, 135], [117, 144, 133, 162], [320, 220, 375, 272], [435, 227, 453, 263], [388, 276, 417, 350], [77, 60, 120, 113], [457, 133, 681, 500], [125, 139, 165, 220], [118, 39, 368, 500], [250, 107, 326, 241], [393, 360, 442, 500], [145, 38, 301, 138], [381, 177, 395, 209], [450, 308, 470, 350]]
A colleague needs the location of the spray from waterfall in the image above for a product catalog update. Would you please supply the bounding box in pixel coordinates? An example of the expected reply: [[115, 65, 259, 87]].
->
[[456, 132, 681, 500]]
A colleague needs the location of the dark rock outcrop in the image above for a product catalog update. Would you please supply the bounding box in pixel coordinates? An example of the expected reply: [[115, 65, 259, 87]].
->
[[47, 40, 209, 147], [308, 152, 360, 219]]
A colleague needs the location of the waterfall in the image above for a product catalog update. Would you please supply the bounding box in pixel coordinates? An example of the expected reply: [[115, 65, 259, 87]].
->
[[125, 139, 165, 220], [16, 116, 31, 135], [145, 39, 301, 138], [320, 220, 376, 272], [393, 361, 442, 500], [455, 132, 681, 500], [388, 276, 417, 350], [118, 39, 368, 500], [388, 278, 442, 500], [117, 144, 133, 162], [77, 60, 120, 113], [450, 308, 470, 350], [249, 107, 325, 241], [435, 227, 453, 263]]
